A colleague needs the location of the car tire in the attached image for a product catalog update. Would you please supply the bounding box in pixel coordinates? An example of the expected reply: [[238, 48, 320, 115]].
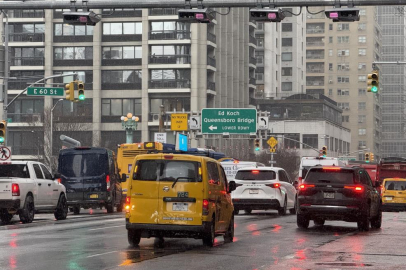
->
[[244, 209, 252, 215], [234, 209, 239, 215], [19, 195, 35, 224], [278, 197, 287, 216], [357, 208, 370, 231], [202, 220, 215, 247], [297, 214, 310, 229], [73, 206, 81, 215], [128, 229, 141, 247], [106, 204, 114, 213], [0, 211, 13, 224], [224, 215, 234, 243], [314, 218, 325, 226], [54, 194, 68, 220], [289, 198, 297, 215], [371, 206, 382, 229]]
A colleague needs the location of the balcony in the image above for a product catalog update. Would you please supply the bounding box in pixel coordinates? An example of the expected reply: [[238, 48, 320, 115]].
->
[[207, 32, 216, 43], [101, 82, 142, 90], [8, 113, 43, 123], [9, 33, 45, 42], [149, 80, 191, 89], [11, 57, 44, 66], [149, 30, 191, 40], [306, 42, 324, 46], [102, 58, 142, 66], [8, 10, 45, 18], [306, 80, 324, 86], [149, 55, 191, 65], [306, 29, 325, 34], [250, 57, 257, 65], [207, 81, 215, 91], [149, 8, 179, 16], [54, 59, 93, 67], [249, 35, 256, 45], [307, 68, 324, 73], [207, 56, 216, 67], [249, 78, 256, 85], [9, 81, 31, 90]]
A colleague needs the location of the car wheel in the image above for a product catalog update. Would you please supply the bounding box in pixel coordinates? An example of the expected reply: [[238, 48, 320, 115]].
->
[[202, 220, 215, 247], [289, 198, 297, 215], [0, 211, 13, 224], [224, 215, 234, 243], [244, 209, 252, 214], [69, 207, 73, 213], [128, 229, 141, 247], [19, 195, 35, 224], [297, 213, 309, 229], [73, 206, 81, 215], [371, 206, 382, 229], [106, 204, 114, 213], [234, 208, 239, 215], [54, 194, 68, 220], [314, 218, 325, 226], [278, 197, 287, 216], [154, 237, 165, 248], [357, 208, 370, 231]]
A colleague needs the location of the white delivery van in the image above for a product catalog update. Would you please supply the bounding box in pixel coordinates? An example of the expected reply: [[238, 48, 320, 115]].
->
[[221, 160, 265, 181], [298, 156, 345, 184]]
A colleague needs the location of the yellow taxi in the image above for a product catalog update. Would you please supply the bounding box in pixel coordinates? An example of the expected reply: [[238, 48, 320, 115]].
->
[[381, 178, 406, 211], [124, 153, 237, 247]]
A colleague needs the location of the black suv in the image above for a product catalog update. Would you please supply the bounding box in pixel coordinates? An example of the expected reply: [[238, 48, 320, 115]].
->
[[297, 166, 382, 231]]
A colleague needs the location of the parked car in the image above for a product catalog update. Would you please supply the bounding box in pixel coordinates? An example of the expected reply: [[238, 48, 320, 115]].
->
[[57, 147, 123, 214], [297, 166, 382, 231], [381, 178, 406, 211], [0, 161, 67, 224], [231, 167, 297, 215], [124, 153, 237, 247]]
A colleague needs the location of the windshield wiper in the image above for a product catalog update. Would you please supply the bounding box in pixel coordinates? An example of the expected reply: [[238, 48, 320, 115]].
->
[[172, 177, 194, 188]]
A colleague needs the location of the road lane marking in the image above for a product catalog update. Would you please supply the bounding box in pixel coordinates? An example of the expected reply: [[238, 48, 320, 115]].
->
[[89, 225, 125, 231], [87, 251, 118, 258]]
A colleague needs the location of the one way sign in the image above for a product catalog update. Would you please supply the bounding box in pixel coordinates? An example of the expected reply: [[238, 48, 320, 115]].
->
[[189, 116, 200, 130], [258, 116, 269, 130]]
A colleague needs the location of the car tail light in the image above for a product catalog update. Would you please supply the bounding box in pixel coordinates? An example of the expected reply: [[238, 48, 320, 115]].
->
[[125, 197, 131, 213], [344, 185, 364, 192], [106, 175, 111, 191], [322, 167, 341, 170], [252, 170, 259, 174], [12, 183, 20, 196], [202, 199, 209, 215], [57, 178, 62, 184], [266, 183, 281, 188], [299, 184, 315, 190]]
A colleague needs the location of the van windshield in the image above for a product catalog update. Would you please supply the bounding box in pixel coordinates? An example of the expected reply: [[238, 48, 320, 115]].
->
[[305, 168, 355, 184], [235, 170, 276, 181], [385, 181, 406, 191], [60, 154, 107, 177], [135, 160, 200, 182]]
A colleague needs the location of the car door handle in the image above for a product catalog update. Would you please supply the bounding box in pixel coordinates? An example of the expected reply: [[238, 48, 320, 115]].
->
[[48, 183, 51, 186], [38, 183, 42, 186]]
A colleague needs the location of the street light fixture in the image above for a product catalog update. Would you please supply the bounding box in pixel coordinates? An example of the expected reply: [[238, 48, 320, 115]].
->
[[50, 99, 64, 156], [121, 113, 139, 144]]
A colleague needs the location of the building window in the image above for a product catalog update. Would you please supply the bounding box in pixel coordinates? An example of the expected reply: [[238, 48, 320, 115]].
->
[[328, 89, 333, 96], [337, 49, 349, 56], [101, 70, 142, 90], [282, 67, 292, 76], [103, 22, 142, 35], [281, 82, 292, 91], [358, 141, 367, 148], [282, 23, 292, 32], [11, 47, 44, 66], [329, 24, 333, 30], [283, 8, 293, 17], [9, 71, 44, 90], [358, 115, 366, 123], [358, 23, 366, 30], [257, 22, 264, 30], [329, 49, 333, 57], [342, 115, 349, 122], [52, 99, 93, 121], [54, 47, 93, 60], [338, 102, 349, 110], [257, 38, 264, 47], [337, 23, 349, 31], [54, 23, 94, 36], [359, 128, 366, 135], [358, 102, 366, 110], [329, 63, 333, 71], [256, 73, 263, 81], [337, 36, 349, 43], [337, 89, 349, 96], [359, 9, 366, 16], [358, 88, 366, 96], [101, 99, 142, 117], [329, 37, 333, 43], [281, 52, 292, 61], [358, 36, 366, 43], [303, 134, 318, 149], [358, 75, 366, 82], [358, 49, 366, 56], [102, 46, 142, 59], [53, 71, 92, 85], [358, 63, 366, 70], [337, 63, 350, 71], [337, 76, 349, 83], [282, 38, 293, 46], [149, 69, 191, 88], [150, 98, 191, 114], [10, 23, 45, 34]]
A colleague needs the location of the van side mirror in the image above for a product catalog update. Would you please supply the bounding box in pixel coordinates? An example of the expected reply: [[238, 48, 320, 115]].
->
[[121, 173, 127, 183], [228, 181, 237, 193]]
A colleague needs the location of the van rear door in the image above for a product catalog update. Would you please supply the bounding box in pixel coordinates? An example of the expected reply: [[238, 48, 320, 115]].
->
[[156, 157, 204, 226]]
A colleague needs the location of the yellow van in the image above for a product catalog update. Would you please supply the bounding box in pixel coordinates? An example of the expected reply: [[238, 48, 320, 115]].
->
[[124, 153, 237, 247], [381, 178, 406, 211]]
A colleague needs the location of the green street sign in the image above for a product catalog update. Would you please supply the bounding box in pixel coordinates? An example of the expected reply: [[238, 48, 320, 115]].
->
[[27, 87, 64, 96], [201, 108, 257, 134]]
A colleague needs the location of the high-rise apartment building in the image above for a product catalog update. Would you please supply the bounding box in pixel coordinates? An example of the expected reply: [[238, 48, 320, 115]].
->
[[377, 7, 406, 158], [305, 7, 382, 160], [0, 8, 256, 160]]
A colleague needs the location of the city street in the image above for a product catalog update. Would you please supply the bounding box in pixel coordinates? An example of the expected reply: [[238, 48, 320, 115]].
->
[[1, 210, 405, 270]]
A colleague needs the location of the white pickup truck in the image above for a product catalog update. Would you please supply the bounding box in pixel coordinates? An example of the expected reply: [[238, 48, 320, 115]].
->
[[0, 161, 68, 224]]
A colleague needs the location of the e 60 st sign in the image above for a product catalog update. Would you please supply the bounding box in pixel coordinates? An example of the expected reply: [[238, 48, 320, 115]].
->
[[201, 108, 257, 134]]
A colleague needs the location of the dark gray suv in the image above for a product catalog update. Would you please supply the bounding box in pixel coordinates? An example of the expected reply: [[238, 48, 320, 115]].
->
[[297, 166, 382, 231]]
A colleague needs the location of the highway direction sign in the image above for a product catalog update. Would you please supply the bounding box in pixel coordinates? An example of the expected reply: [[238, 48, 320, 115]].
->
[[190, 116, 200, 130], [258, 116, 269, 130], [27, 87, 64, 96], [201, 108, 257, 134]]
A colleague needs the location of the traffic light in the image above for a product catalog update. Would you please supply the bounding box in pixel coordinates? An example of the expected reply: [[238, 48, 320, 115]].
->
[[254, 138, 260, 151], [63, 11, 101, 26], [370, 152, 374, 162], [367, 70, 379, 93], [321, 146, 327, 157], [365, 152, 370, 163], [249, 8, 286, 22], [325, 7, 360, 22], [77, 81, 85, 101], [65, 82, 75, 101], [178, 8, 214, 23], [0, 120, 6, 144]]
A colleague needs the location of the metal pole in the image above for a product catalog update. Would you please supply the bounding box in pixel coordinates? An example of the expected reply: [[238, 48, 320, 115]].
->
[[51, 99, 63, 156], [126, 129, 133, 144], [2, 11, 8, 145]]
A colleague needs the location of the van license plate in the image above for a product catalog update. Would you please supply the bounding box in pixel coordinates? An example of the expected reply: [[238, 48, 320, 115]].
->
[[249, 189, 259, 194], [89, 194, 98, 199], [324, 192, 334, 199], [172, 203, 188, 211]]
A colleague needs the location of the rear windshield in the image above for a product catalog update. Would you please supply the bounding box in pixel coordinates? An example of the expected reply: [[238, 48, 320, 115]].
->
[[60, 154, 107, 177], [305, 168, 355, 184], [385, 181, 406, 191], [235, 170, 276, 181], [0, 164, 29, 178], [135, 160, 200, 182]]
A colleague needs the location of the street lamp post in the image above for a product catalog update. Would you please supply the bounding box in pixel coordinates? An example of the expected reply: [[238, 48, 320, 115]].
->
[[50, 99, 64, 155], [121, 113, 139, 144]]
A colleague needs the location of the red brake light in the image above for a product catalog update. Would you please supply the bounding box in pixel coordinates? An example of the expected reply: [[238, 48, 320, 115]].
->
[[344, 185, 364, 192], [57, 178, 62, 184], [252, 170, 259, 174], [266, 183, 281, 188], [106, 175, 111, 191], [125, 196, 131, 212], [203, 199, 209, 215], [322, 167, 341, 170], [12, 183, 20, 196], [164, 155, 174, 160], [299, 184, 315, 190]]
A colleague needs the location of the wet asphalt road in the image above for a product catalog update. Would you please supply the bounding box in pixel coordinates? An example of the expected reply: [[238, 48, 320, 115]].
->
[[0, 210, 406, 270]]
